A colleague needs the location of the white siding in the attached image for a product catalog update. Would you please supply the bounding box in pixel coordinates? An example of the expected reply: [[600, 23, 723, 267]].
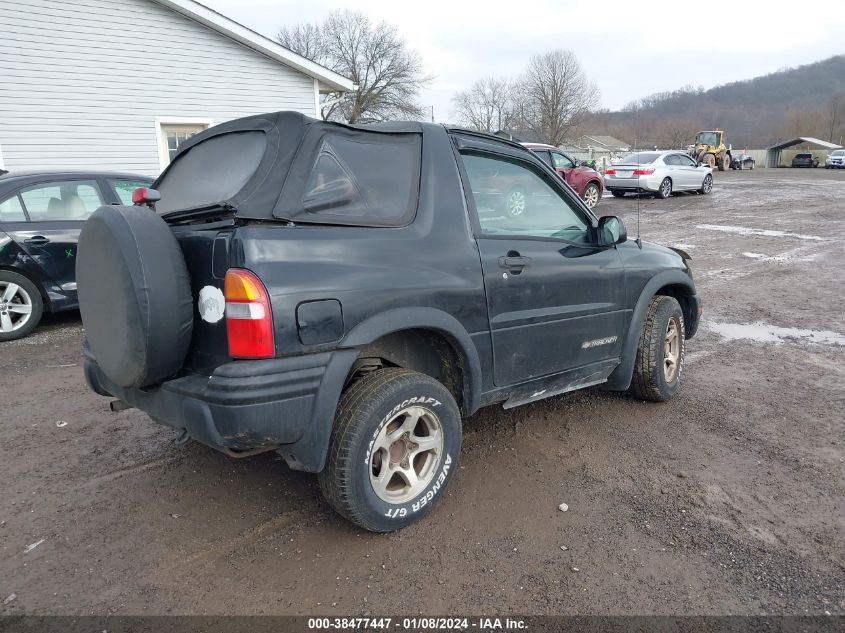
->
[[0, 0, 319, 176]]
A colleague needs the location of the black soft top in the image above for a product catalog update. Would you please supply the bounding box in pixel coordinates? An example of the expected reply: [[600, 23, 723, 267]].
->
[[154, 111, 424, 223]]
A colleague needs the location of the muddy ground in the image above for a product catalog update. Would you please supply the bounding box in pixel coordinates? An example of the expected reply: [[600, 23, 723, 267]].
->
[[1, 168, 844, 616]]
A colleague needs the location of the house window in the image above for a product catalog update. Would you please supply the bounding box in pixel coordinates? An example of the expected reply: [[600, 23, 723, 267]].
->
[[159, 123, 209, 166]]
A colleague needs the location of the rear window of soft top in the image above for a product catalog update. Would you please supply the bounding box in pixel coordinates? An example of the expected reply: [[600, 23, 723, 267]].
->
[[156, 131, 267, 215]]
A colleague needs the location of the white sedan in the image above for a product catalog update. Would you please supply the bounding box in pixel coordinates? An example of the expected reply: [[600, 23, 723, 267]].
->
[[604, 151, 713, 199]]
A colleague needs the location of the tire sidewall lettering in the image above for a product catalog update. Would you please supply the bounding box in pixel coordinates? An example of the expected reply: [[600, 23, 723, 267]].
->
[[356, 389, 459, 525]]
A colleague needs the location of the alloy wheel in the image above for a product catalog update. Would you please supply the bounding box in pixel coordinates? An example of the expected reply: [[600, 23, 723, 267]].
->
[[0, 282, 34, 334], [506, 190, 526, 217], [702, 175, 713, 193], [663, 316, 681, 383], [583, 184, 599, 208], [369, 405, 444, 504]]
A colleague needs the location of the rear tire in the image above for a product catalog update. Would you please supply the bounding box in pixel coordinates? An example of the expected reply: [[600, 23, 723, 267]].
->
[[0, 270, 44, 342], [656, 177, 672, 199], [319, 368, 462, 532], [630, 296, 685, 402], [611, 190, 626, 198]]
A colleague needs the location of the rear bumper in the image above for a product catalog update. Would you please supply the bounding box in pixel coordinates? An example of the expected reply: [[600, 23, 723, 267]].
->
[[604, 174, 661, 192], [84, 346, 358, 472]]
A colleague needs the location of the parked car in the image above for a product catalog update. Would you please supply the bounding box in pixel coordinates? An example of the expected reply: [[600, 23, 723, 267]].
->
[[825, 149, 845, 169], [604, 151, 713, 199], [729, 153, 756, 170], [77, 112, 701, 532], [0, 170, 153, 341], [791, 153, 819, 168], [522, 143, 604, 209]]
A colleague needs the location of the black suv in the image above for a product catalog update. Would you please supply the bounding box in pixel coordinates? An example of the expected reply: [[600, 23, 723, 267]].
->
[[77, 112, 701, 532]]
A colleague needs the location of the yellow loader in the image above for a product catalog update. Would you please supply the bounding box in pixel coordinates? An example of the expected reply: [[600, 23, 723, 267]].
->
[[689, 130, 731, 171]]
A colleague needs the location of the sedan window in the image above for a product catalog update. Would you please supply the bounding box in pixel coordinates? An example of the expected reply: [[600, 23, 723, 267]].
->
[[19, 181, 104, 221], [111, 179, 153, 205], [0, 195, 26, 222], [532, 150, 553, 168], [551, 152, 575, 169]]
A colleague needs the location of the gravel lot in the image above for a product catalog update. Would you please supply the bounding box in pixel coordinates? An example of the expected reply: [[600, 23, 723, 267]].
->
[[1, 168, 843, 616]]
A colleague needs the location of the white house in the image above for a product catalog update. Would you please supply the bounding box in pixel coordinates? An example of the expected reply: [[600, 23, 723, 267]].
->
[[0, 0, 354, 176]]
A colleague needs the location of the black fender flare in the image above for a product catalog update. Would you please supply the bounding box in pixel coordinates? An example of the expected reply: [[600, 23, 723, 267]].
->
[[604, 270, 696, 391], [342, 307, 483, 415]]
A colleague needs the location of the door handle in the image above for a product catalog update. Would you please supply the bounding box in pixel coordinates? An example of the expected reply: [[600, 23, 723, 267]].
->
[[24, 236, 50, 245], [498, 255, 531, 269]]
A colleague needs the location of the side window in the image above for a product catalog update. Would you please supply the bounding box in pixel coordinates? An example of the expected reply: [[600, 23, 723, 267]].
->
[[677, 154, 697, 167], [461, 152, 590, 242], [0, 195, 27, 222], [551, 152, 574, 169], [290, 132, 422, 227], [111, 179, 152, 205], [533, 150, 553, 168], [19, 181, 103, 221], [664, 154, 680, 166]]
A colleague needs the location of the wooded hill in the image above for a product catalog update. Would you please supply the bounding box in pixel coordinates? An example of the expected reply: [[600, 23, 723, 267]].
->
[[584, 55, 845, 149]]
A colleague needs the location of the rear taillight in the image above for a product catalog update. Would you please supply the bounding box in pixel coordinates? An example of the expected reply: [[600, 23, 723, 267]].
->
[[605, 168, 616, 175], [632, 168, 655, 175], [131, 187, 161, 205], [224, 269, 274, 359]]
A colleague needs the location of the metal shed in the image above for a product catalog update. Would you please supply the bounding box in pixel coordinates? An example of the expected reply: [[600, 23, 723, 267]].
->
[[766, 137, 843, 168]]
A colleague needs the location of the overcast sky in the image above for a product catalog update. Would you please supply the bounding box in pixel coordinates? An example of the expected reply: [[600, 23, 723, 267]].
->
[[204, 0, 845, 122]]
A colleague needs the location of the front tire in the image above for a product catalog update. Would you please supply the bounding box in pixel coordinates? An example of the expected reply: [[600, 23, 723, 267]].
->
[[319, 368, 462, 532], [0, 271, 44, 342], [656, 177, 673, 199], [699, 173, 713, 194], [630, 296, 685, 402], [582, 182, 600, 209]]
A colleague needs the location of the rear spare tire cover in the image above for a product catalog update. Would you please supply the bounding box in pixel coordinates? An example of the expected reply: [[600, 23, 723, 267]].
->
[[76, 206, 194, 388]]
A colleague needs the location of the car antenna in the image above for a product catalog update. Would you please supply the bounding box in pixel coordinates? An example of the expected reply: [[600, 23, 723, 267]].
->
[[633, 106, 642, 249]]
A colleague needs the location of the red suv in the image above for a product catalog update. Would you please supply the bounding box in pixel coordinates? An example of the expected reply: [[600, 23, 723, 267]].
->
[[523, 143, 604, 209]]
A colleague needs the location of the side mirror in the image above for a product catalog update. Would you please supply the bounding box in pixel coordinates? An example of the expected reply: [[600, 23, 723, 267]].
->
[[598, 215, 627, 246]]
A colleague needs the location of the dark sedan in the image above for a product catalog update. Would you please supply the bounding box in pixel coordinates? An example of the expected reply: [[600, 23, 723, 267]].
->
[[791, 153, 819, 168], [729, 153, 756, 170], [0, 170, 153, 340]]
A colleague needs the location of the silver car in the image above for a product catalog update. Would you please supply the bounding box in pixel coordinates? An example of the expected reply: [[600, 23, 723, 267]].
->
[[825, 149, 845, 169], [605, 150, 713, 199]]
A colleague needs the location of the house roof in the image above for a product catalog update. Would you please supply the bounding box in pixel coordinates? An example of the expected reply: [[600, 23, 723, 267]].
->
[[152, 0, 355, 93], [580, 135, 630, 150]]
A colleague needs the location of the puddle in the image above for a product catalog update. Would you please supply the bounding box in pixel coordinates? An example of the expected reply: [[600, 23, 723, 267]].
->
[[707, 321, 845, 346], [697, 224, 825, 241]]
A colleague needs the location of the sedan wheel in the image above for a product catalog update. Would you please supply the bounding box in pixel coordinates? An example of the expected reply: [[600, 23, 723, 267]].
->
[[505, 188, 527, 217], [699, 174, 713, 194], [656, 177, 672, 199], [0, 271, 44, 342], [582, 183, 600, 209]]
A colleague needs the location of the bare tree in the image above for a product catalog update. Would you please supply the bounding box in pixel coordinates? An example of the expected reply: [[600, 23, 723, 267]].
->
[[452, 77, 516, 133], [278, 11, 430, 123], [516, 50, 599, 145], [651, 117, 700, 150]]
